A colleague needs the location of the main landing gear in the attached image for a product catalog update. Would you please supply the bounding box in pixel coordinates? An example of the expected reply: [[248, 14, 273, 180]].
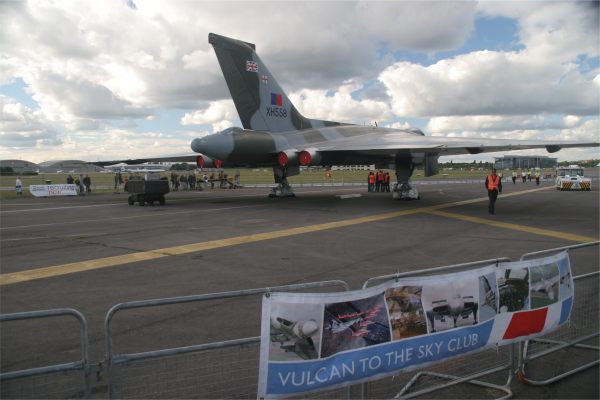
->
[[269, 165, 296, 198], [393, 160, 420, 200], [392, 182, 420, 200]]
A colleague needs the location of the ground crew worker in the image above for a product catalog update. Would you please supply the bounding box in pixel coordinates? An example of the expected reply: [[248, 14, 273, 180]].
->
[[535, 170, 541, 185], [367, 172, 375, 192], [375, 170, 383, 192], [527, 169, 532, 181], [485, 168, 502, 215], [384, 172, 391, 192], [511, 170, 517, 184], [521, 170, 526, 183]]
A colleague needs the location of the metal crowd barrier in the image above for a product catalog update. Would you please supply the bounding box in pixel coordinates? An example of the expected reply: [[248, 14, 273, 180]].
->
[[517, 241, 599, 386], [362, 257, 512, 289], [360, 258, 514, 399], [0, 308, 91, 399], [105, 280, 350, 399], [2, 244, 596, 399]]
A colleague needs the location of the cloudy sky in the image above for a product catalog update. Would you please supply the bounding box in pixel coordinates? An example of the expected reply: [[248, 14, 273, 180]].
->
[[1, 0, 598, 164]]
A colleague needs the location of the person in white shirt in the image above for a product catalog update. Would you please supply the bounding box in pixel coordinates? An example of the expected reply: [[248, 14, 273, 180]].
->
[[15, 177, 22, 196]]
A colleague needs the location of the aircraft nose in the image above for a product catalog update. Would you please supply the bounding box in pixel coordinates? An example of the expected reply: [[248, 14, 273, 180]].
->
[[190, 132, 234, 159], [190, 138, 205, 153]]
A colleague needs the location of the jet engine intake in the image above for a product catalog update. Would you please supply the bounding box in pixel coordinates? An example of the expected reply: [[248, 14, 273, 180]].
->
[[195, 155, 215, 169], [277, 150, 298, 167], [298, 149, 322, 166]]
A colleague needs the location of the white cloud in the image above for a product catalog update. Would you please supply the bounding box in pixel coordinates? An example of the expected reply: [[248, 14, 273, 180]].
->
[[181, 100, 237, 132], [558, 119, 600, 143], [426, 115, 581, 134], [478, 1, 599, 61], [290, 80, 392, 124], [563, 115, 581, 128], [357, 1, 477, 53], [380, 49, 598, 117], [379, 2, 599, 118], [0, 95, 62, 149], [385, 121, 412, 130], [0, 1, 598, 164], [0, 0, 478, 122]]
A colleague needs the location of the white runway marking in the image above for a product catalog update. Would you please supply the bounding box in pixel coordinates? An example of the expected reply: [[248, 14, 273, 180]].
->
[[0, 205, 264, 230], [0, 203, 123, 213], [1, 237, 49, 242]]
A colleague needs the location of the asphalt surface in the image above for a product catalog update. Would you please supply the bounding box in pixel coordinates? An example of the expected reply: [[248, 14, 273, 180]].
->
[[1, 175, 598, 399]]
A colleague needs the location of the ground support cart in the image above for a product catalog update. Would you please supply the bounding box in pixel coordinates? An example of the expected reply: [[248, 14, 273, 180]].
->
[[127, 179, 170, 206]]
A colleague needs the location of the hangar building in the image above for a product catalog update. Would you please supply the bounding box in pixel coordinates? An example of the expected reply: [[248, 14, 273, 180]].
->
[[494, 155, 557, 170], [37, 160, 105, 173], [0, 159, 40, 173]]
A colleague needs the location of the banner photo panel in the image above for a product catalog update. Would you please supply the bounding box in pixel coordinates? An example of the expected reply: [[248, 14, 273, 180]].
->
[[258, 251, 572, 398], [29, 184, 78, 197], [321, 293, 390, 358], [385, 286, 427, 341]]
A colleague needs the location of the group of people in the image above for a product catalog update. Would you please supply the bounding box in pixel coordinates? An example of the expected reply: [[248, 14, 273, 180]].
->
[[367, 171, 392, 192], [170, 172, 200, 191], [66, 174, 92, 195], [169, 170, 241, 191], [510, 169, 542, 185]]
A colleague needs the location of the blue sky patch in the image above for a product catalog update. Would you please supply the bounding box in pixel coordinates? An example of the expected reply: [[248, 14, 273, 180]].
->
[[0, 78, 39, 109]]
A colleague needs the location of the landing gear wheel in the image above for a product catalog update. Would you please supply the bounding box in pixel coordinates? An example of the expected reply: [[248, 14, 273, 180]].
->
[[159, 196, 166, 205], [127, 196, 134, 205], [138, 196, 145, 206]]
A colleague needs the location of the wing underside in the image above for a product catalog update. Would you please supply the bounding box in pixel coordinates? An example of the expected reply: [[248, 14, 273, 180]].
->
[[297, 131, 598, 157]]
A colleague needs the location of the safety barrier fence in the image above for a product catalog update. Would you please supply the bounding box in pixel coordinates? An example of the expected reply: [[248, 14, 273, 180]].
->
[[105, 281, 351, 399], [0, 308, 91, 399], [360, 258, 515, 399], [516, 241, 599, 387], [1, 243, 597, 399]]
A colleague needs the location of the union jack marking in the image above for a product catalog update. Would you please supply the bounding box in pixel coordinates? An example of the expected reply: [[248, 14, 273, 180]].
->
[[246, 60, 258, 73]]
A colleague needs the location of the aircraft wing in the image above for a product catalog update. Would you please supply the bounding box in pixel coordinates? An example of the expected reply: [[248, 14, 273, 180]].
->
[[88, 154, 199, 167], [300, 128, 599, 156]]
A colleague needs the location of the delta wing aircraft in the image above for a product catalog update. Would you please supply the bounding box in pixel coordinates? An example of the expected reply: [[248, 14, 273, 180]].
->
[[102, 33, 600, 199], [190, 33, 599, 198]]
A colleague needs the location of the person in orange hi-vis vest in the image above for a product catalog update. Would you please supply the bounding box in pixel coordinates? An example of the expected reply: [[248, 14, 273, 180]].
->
[[367, 172, 375, 192], [485, 168, 503, 215]]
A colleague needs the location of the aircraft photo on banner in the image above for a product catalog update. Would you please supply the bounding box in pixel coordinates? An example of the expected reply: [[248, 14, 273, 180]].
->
[[258, 251, 573, 398]]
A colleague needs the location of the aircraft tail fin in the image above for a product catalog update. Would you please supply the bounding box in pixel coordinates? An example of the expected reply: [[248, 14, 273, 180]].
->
[[209, 33, 340, 132]]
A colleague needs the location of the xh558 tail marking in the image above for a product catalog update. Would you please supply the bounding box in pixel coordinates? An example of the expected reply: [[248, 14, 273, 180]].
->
[[190, 33, 598, 199]]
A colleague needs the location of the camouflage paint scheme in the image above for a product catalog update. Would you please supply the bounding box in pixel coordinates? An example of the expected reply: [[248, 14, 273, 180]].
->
[[190, 33, 598, 198], [100, 33, 600, 198]]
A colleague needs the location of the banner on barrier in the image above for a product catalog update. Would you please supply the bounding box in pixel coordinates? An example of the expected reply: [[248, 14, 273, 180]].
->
[[258, 252, 573, 398], [29, 184, 78, 197]]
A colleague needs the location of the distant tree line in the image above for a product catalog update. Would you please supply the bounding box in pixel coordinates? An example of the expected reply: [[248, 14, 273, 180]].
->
[[557, 159, 599, 168], [0, 167, 38, 176]]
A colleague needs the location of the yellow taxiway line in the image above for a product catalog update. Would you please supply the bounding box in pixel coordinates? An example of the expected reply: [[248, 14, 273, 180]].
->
[[1, 185, 593, 286], [424, 209, 597, 243]]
